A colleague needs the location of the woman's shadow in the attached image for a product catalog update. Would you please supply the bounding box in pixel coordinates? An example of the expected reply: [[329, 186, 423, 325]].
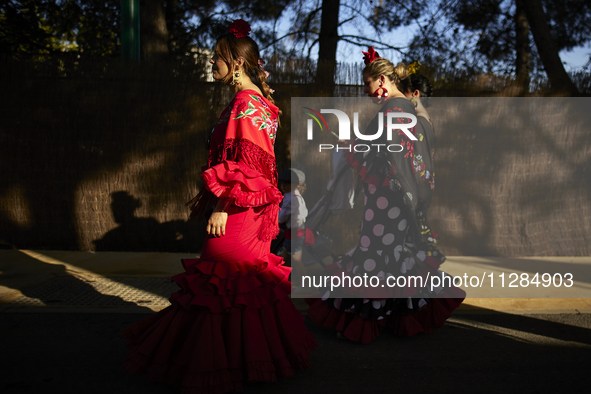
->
[[93, 191, 201, 252], [93, 191, 161, 251]]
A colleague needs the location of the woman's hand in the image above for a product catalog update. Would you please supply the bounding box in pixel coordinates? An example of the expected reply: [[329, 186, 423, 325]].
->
[[207, 211, 228, 237], [206, 199, 230, 237]]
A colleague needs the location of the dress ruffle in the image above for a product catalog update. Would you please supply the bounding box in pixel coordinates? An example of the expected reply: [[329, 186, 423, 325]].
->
[[202, 161, 283, 208], [201, 161, 283, 241], [122, 254, 317, 394], [170, 254, 291, 314], [306, 289, 464, 344], [305, 254, 465, 344]]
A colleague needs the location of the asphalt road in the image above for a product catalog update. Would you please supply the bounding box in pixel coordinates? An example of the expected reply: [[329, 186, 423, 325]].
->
[[1, 311, 590, 394]]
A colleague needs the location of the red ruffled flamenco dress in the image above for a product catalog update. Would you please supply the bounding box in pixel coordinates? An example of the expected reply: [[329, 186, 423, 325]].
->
[[122, 90, 317, 393]]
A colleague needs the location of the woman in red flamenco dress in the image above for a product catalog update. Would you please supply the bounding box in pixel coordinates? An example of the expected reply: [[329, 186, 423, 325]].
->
[[122, 20, 316, 394], [306, 48, 465, 344]]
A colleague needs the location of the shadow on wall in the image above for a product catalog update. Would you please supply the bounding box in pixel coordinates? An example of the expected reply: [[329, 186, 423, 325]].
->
[[1, 58, 590, 256], [429, 98, 591, 256], [0, 60, 216, 252], [93, 191, 203, 252], [290, 97, 591, 257]]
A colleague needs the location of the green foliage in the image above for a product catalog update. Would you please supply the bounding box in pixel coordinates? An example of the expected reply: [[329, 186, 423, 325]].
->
[[408, 0, 591, 77], [1, 0, 55, 58], [2, 0, 588, 94], [1, 0, 120, 59]]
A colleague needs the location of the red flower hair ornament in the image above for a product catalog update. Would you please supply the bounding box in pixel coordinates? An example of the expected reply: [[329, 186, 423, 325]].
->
[[362, 46, 380, 65], [228, 19, 251, 38]]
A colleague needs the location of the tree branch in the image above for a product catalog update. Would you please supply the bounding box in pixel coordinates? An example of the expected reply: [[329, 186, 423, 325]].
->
[[340, 3, 374, 26], [260, 30, 319, 51], [339, 35, 408, 55], [307, 38, 319, 60], [337, 16, 355, 28]]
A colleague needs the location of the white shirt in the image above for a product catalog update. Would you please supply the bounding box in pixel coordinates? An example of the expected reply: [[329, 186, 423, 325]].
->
[[278, 189, 308, 230]]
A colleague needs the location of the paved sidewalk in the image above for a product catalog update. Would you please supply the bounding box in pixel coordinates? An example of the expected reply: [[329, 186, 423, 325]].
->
[[1, 250, 590, 393], [1, 250, 590, 313]]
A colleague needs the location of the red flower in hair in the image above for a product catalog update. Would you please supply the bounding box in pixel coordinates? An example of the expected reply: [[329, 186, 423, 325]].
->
[[228, 19, 251, 38], [362, 46, 380, 65]]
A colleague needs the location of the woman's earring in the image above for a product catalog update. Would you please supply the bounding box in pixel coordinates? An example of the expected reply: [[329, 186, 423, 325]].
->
[[231, 70, 242, 85], [374, 86, 389, 99]]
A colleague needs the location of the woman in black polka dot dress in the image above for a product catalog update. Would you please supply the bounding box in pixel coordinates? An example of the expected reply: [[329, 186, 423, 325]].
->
[[306, 49, 465, 344]]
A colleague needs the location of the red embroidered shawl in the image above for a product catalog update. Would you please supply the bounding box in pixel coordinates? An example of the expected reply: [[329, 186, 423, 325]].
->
[[187, 90, 283, 241]]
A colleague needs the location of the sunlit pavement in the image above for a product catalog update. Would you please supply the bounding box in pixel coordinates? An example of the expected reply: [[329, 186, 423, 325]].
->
[[2, 250, 590, 313], [1, 250, 590, 393]]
